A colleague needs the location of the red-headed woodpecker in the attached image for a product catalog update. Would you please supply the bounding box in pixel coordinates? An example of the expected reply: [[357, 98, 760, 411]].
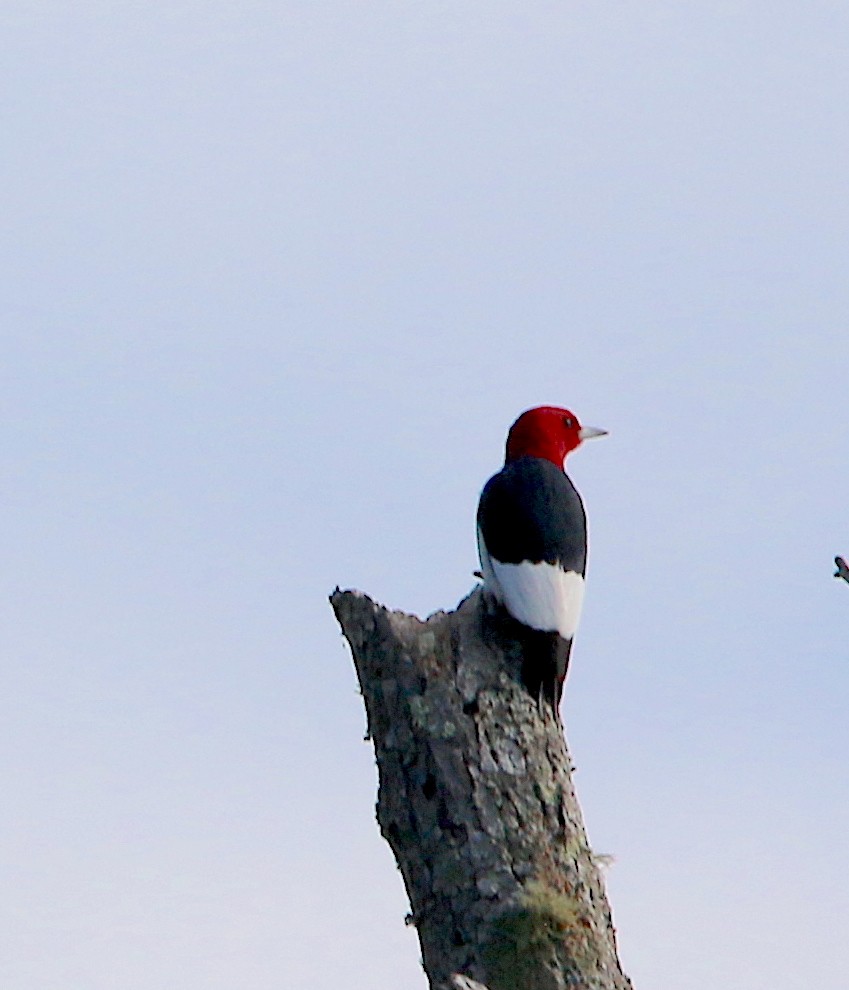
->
[[477, 406, 607, 710]]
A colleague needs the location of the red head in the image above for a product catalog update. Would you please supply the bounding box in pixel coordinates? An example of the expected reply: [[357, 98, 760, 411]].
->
[[505, 406, 608, 467]]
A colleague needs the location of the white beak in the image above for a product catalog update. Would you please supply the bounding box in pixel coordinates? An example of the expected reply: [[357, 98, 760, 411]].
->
[[578, 425, 608, 441]]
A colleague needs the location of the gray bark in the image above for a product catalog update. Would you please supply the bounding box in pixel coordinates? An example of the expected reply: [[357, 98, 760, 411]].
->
[[330, 586, 632, 990]]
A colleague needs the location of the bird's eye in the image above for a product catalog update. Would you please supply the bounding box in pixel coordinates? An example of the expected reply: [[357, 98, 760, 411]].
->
[[563, 416, 575, 428]]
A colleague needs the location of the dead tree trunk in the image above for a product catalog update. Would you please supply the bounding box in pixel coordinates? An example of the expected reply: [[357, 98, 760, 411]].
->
[[330, 586, 632, 990]]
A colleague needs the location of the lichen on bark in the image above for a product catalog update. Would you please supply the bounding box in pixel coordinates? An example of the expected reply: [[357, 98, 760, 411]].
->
[[330, 586, 632, 990]]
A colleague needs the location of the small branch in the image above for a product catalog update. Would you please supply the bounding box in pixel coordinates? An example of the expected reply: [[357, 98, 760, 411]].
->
[[835, 556, 849, 585], [331, 587, 631, 990]]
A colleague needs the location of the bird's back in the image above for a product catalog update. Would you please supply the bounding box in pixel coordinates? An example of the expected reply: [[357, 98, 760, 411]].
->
[[477, 456, 587, 574]]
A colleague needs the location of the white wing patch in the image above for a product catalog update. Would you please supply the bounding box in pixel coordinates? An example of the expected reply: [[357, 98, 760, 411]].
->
[[478, 529, 585, 640]]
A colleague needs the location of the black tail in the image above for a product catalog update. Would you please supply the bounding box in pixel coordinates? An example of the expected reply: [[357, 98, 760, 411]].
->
[[480, 596, 573, 714], [519, 628, 573, 711]]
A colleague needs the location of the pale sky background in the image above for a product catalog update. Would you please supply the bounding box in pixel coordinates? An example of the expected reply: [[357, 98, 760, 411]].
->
[[2, 4, 849, 989]]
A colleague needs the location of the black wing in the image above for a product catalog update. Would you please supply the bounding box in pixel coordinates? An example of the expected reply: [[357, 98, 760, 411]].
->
[[477, 456, 587, 575]]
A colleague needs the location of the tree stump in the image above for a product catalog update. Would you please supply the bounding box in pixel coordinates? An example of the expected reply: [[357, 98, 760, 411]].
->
[[330, 586, 632, 990]]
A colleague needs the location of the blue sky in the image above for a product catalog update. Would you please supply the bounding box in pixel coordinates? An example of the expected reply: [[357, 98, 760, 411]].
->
[[2, 4, 849, 988]]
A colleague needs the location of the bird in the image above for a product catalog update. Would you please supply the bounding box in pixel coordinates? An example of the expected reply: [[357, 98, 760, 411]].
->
[[476, 406, 607, 711]]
